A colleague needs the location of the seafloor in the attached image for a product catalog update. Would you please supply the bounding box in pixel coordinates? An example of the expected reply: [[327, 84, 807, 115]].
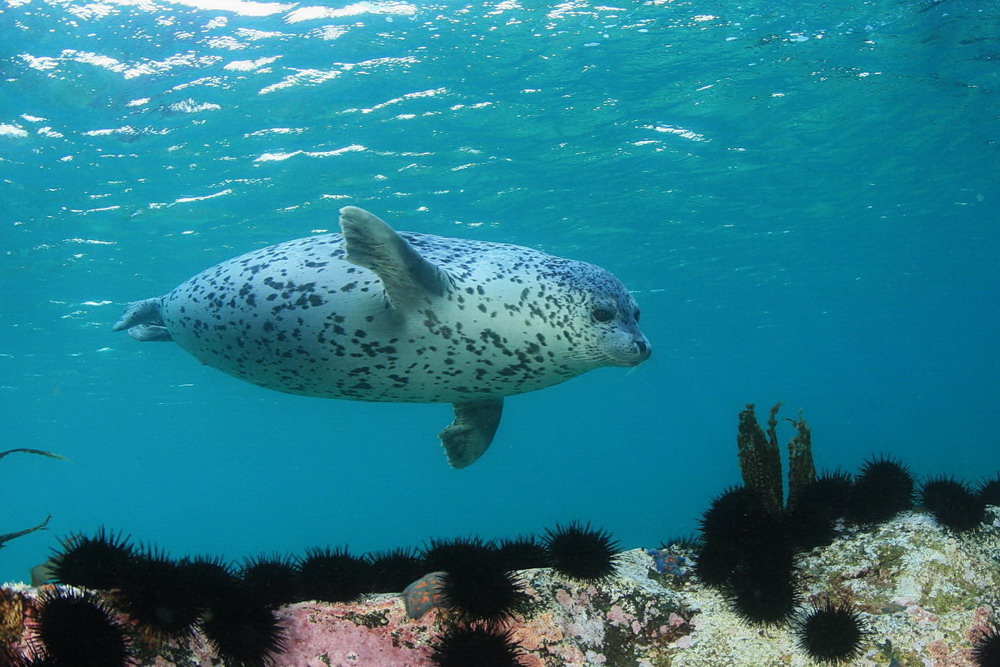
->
[[2, 508, 997, 666]]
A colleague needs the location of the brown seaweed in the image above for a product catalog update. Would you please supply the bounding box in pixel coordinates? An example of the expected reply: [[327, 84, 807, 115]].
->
[[737, 404, 816, 512]]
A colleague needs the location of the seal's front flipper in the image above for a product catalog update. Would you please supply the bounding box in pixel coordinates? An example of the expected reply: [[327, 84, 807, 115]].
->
[[440, 399, 504, 468], [339, 206, 453, 310], [112, 297, 173, 342]]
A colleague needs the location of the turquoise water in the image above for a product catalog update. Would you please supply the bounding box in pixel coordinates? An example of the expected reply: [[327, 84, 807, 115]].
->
[[1, 0, 997, 585]]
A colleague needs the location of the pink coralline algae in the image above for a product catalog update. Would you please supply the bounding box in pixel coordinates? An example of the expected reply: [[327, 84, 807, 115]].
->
[[275, 599, 437, 666]]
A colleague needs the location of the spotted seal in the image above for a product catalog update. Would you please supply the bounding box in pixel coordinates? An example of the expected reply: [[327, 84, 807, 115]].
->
[[113, 206, 651, 467]]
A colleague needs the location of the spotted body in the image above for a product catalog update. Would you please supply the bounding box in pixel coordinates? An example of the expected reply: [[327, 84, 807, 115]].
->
[[114, 207, 650, 467], [401, 571, 446, 619]]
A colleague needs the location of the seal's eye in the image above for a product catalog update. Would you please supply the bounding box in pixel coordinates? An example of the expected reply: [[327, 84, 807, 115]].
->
[[592, 307, 615, 323], [634, 309, 641, 322]]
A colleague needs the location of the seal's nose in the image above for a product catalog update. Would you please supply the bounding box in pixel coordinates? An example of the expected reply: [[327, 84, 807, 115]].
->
[[635, 338, 652, 360]]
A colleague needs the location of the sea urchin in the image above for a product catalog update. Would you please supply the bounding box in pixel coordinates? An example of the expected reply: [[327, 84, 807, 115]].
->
[[115, 546, 202, 641], [795, 600, 868, 664], [430, 623, 524, 667], [846, 455, 914, 525], [920, 476, 985, 532], [238, 553, 300, 608], [973, 620, 1000, 667], [200, 584, 286, 667], [543, 521, 620, 581], [297, 546, 372, 603], [30, 588, 131, 667], [439, 566, 527, 624], [49, 527, 135, 591]]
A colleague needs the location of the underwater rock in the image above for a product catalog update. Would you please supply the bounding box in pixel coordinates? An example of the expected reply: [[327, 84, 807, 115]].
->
[[2, 511, 998, 665]]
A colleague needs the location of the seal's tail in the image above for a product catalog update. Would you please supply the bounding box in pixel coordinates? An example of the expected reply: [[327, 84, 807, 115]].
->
[[112, 297, 173, 342]]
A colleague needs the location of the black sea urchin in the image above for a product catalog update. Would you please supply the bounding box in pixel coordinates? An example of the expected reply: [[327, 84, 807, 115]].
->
[[0, 642, 27, 667], [977, 474, 1000, 508], [543, 521, 620, 581], [239, 553, 301, 608], [177, 554, 238, 610], [200, 584, 286, 667], [368, 547, 425, 594], [49, 527, 135, 590], [921, 476, 986, 532], [973, 621, 1000, 667], [439, 565, 527, 624], [297, 546, 372, 603], [116, 547, 202, 640], [694, 487, 792, 591], [787, 471, 853, 550], [30, 588, 131, 667], [726, 556, 799, 627], [430, 623, 524, 667], [697, 486, 770, 544], [421, 536, 498, 573], [795, 600, 868, 664], [846, 455, 914, 525], [496, 535, 549, 572]]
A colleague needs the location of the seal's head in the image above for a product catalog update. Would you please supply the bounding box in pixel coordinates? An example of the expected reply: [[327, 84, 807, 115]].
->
[[545, 259, 651, 369]]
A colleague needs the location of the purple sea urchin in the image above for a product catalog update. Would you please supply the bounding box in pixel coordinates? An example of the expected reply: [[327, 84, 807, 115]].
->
[[430, 623, 524, 667], [543, 521, 620, 581], [49, 527, 135, 591], [795, 600, 868, 664], [30, 588, 131, 667], [921, 476, 985, 532]]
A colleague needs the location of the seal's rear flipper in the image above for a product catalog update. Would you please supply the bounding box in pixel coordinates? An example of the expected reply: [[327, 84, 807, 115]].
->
[[112, 297, 173, 341], [440, 398, 504, 468], [339, 206, 453, 310]]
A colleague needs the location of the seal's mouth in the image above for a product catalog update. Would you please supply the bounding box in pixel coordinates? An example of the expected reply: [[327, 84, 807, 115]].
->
[[573, 339, 651, 367], [610, 343, 652, 367]]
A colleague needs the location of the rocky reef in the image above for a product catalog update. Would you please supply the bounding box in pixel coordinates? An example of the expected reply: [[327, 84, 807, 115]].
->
[[3, 507, 998, 666]]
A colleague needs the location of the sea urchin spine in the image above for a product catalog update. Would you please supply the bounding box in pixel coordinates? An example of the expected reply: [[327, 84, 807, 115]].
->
[[30, 588, 132, 667], [795, 600, 868, 664], [543, 521, 620, 582], [430, 622, 524, 667]]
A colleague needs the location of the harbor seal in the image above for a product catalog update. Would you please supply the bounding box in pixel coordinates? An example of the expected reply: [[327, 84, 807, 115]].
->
[[113, 206, 651, 467]]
